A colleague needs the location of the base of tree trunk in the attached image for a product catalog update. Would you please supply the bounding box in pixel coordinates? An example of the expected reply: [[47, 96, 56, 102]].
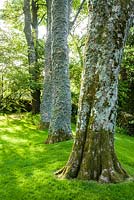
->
[[38, 122, 50, 130], [45, 131, 73, 144], [56, 165, 129, 183], [55, 130, 129, 183]]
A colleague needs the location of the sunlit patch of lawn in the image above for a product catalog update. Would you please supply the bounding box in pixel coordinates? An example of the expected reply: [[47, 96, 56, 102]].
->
[[0, 113, 134, 200]]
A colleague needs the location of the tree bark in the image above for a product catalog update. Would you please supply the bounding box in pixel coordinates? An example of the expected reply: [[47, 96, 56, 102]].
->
[[23, 0, 40, 114], [56, 0, 133, 183], [40, 0, 52, 129], [45, 0, 72, 143]]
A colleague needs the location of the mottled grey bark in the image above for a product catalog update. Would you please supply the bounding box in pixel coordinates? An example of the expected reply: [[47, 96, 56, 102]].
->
[[40, 0, 84, 130], [46, 0, 72, 143], [24, 0, 40, 114], [56, 0, 133, 183], [40, 0, 52, 129]]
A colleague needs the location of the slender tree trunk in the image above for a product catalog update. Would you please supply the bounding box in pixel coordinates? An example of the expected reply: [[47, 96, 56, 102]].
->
[[56, 0, 133, 183], [23, 0, 40, 114], [0, 69, 4, 109], [40, 0, 52, 129], [45, 0, 72, 143], [41, 0, 72, 130]]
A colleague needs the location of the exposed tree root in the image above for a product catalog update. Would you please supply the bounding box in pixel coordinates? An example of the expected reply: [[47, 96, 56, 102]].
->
[[56, 164, 129, 183], [55, 131, 129, 183]]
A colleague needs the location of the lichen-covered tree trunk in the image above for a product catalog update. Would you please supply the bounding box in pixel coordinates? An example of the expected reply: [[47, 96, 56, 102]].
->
[[56, 0, 133, 183], [24, 0, 40, 114], [46, 0, 72, 143], [40, 0, 52, 129]]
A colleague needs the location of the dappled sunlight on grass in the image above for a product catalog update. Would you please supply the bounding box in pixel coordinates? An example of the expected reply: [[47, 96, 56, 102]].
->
[[1, 134, 28, 144], [0, 113, 134, 200]]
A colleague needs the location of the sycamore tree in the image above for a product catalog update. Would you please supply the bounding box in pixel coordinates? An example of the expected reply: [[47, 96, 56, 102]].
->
[[41, 0, 87, 143], [40, 0, 52, 129], [45, 0, 72, 143], [56, 0, 133, 183], [23, 0, 41, 114]]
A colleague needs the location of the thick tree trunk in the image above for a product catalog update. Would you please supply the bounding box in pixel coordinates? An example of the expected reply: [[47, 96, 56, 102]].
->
[[24, 0, 40, 114], [56, 0, 133, 183], [46, 0, 72, 143], [40, 0, 52, 129]]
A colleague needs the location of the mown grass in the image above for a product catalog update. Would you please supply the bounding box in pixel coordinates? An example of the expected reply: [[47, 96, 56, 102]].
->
[[0, 113, 134, 200]]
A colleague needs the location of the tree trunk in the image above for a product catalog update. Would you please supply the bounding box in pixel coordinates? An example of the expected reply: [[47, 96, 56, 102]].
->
[[56, 0, 133, 183], [46, 0, 72, 143], [23, 0, 40, 114], [40, 0, 52, 129]]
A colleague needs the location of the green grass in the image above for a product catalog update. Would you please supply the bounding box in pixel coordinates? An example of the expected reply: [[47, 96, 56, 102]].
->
[[0, 113, 134, 200]]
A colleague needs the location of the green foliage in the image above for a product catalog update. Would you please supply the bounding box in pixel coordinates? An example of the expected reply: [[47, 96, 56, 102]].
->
[[118, 81, 130, 110], [0, 114, 134, 200], [118, 27, 134, 114], [0, 0, 45, 113], [70, 60, 82, 104], [72, 0, 81, 9], [72, 0, 88, 16], [1, 0, 24, 30], [37, 0, 47, 26], [115, 126, 128, 136], [69, 33, 86, 105], [1, 0, 47, 30], [0, 26, 32, 113]]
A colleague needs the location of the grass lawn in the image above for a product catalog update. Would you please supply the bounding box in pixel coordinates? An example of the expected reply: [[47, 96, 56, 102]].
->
[[0, 113, 134, 200]]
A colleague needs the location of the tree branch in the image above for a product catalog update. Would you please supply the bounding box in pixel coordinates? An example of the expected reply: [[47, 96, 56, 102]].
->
[[70, 33, 84, 67], [38, 13, 46, 25], [69, 0, 86, 31], [37, 3, 47, 7]]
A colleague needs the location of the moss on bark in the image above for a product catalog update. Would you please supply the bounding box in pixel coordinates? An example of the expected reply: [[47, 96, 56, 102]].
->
[[56, 130, 129, 183]]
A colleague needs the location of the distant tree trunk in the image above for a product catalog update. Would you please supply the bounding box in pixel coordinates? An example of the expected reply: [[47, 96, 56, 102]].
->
[[40, 0, 52, 129], [23, 0, 40, 114], [0, 68, 4, 110], [31, 0, 41, 114], [56, 0, 133, 183], [45, 0, 72, 143], [40, 0, 72, 130]]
